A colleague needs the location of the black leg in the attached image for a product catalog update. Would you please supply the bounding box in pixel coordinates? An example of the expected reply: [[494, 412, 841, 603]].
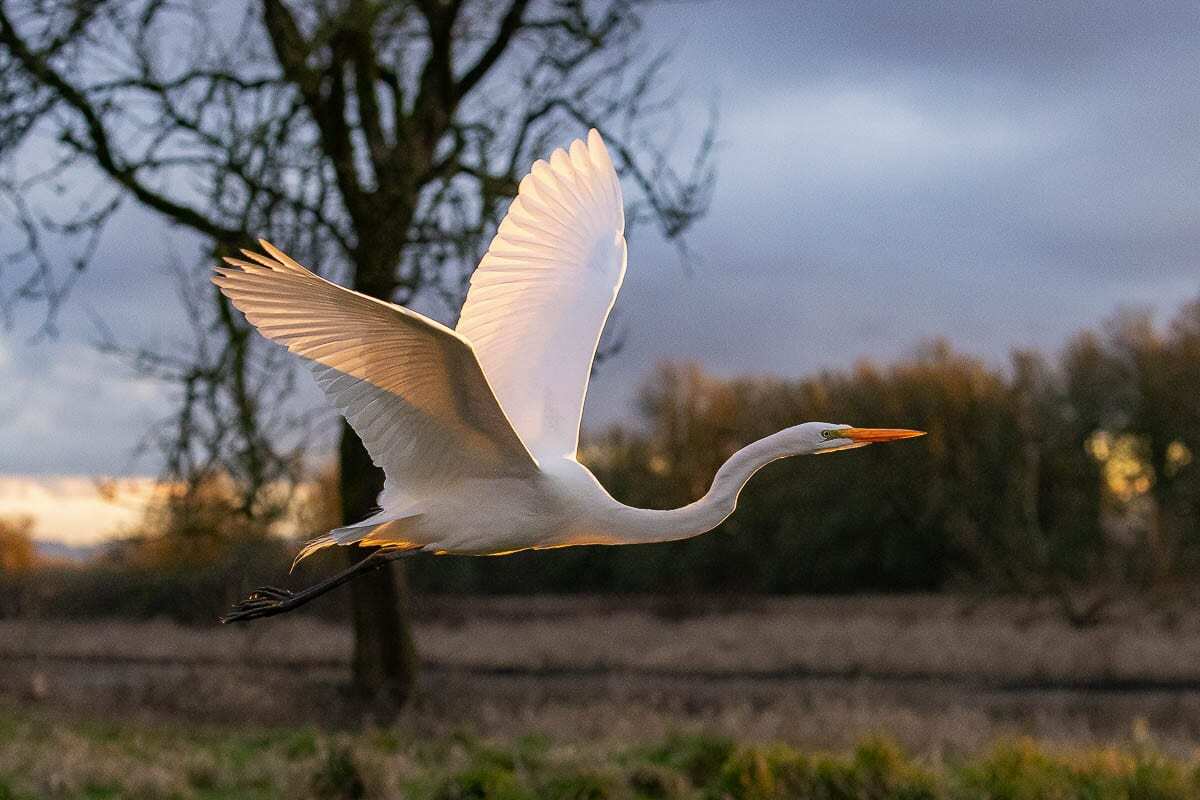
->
[[221, 548, 413, 624]]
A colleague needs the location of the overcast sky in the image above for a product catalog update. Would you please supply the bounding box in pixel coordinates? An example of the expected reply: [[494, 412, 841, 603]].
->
[[2, 1, 1198, 476]]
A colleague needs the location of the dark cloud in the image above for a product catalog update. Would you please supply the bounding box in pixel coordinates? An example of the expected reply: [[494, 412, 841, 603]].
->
[[0, 335, 168, 473], [582, 2, 1199, 425], [654, 2, 1199, 83]]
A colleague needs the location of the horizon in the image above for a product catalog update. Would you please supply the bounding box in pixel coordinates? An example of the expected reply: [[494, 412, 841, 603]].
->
[[4, 287, 1192, 547]]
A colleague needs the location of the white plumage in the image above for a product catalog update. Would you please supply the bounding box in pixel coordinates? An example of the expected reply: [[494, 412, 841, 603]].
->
[[213, 130, 923, 568], [458, 133, 626, 460]]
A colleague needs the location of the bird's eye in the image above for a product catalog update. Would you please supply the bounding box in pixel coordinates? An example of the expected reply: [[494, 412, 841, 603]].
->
[[821, 429, 839, 440]]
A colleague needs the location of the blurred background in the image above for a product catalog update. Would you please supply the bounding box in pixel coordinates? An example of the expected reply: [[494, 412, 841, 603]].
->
[[2, 1, 1200, 797]]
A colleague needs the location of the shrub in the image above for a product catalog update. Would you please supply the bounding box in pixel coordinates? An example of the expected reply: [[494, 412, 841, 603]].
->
[[711, 739, 937, 800], [434, 764, 532, 800], [952, 738, 1200, 800], [538, 770, 625, 800], [641, 733, 736, 788], [311, 748, 366, 800]]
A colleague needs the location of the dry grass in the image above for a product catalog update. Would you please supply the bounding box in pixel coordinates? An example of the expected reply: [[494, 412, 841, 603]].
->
[[2, 595, 1200, 758], [5, 594, 1200, 681]]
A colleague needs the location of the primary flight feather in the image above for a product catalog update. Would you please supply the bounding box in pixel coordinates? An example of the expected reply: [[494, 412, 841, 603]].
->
[[214, 130, 923, 621]]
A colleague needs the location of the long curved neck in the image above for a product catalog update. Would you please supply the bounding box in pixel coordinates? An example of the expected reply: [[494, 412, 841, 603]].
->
[[611, 429, 798, 544]]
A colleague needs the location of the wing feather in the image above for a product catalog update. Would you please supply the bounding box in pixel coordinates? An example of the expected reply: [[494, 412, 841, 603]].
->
[[213, 242, 538, 505], [456, 129, 627, 459]]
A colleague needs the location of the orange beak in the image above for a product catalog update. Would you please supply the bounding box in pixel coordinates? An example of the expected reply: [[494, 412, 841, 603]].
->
[[837, 427, 926, 443]]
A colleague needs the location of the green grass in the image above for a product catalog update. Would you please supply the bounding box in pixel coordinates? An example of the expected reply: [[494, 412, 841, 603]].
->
[[0, 708, 1198, 799]]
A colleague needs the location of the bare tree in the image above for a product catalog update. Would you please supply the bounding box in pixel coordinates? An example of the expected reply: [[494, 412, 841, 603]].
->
[[0, 0, 715, 714]]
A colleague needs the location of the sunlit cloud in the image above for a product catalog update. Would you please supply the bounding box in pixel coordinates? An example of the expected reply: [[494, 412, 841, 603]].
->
[[0, 475, 160, 546], [0, 473, 321, 546]]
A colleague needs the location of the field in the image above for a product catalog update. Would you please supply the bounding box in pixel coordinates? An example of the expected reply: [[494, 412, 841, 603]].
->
[[3, 709, 1199, 799], [3, 595, 1200, 797]]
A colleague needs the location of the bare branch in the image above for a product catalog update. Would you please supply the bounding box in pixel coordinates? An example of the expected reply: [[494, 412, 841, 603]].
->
[[0, 6, 246, 244], [454, 0, 529, 101]]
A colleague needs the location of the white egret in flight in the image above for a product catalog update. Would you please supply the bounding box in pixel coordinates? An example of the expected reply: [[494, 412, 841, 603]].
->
[[215, 130, 923, 622]]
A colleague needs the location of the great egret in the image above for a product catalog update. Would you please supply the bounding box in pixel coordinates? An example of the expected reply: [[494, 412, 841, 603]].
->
[[215, 130, 923, 622]]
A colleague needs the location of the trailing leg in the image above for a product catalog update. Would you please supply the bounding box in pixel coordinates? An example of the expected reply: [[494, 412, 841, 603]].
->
[[221, 548, 414, 623]]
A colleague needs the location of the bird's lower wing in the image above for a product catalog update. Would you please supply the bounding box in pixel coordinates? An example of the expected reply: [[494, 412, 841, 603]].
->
[[456, 129, 626, 460], [213, 242, 538, 497]]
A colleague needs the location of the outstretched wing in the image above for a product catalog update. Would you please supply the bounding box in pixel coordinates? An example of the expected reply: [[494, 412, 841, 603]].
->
[[456, 129, 627, 460], [213, 242, 538, 500]]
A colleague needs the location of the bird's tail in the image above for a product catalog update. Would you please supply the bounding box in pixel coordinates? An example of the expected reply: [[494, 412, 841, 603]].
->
[[290, 533, 339, 571], [290, 511, 421, 572]]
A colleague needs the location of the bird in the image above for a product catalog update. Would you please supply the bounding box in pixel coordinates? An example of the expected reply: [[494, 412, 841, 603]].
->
[[214, 130, 924, 622]]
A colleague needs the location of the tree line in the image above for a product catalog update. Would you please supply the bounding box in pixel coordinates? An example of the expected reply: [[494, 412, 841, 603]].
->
[[3, 297, 1197, 623], [414, 299, 1199, 611]]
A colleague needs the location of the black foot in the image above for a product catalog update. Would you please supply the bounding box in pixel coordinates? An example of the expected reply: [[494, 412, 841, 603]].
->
[[217, 549, 411, 624], [220, 586, 296, 623], [249, 585, 294, 601]]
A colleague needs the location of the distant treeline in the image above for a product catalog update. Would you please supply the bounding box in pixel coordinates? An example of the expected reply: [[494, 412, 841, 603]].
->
[[2, 300, 1198, 621], [415, 301, 1200, 605]]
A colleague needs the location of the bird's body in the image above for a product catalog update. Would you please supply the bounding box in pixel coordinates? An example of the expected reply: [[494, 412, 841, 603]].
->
[[327, 425, 863, 558], [213, 130, 923, 619], [316, 444, 742, 558], [346, 457, 632, 557]]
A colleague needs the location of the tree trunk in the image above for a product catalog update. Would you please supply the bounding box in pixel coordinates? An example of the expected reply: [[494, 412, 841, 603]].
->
[[339, 419, 418, 717]]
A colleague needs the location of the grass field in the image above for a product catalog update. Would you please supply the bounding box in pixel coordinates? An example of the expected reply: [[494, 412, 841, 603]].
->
[[2, 595, 1199, 797], [2, 705, 1199, 799]]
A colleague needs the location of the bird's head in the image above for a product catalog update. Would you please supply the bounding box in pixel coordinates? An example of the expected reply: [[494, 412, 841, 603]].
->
[[785, 421, 926, 455]]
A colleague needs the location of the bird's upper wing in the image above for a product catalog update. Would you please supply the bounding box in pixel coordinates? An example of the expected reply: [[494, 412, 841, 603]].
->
[[213, 242, 538, 498], [456, 129, 627, 460]]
